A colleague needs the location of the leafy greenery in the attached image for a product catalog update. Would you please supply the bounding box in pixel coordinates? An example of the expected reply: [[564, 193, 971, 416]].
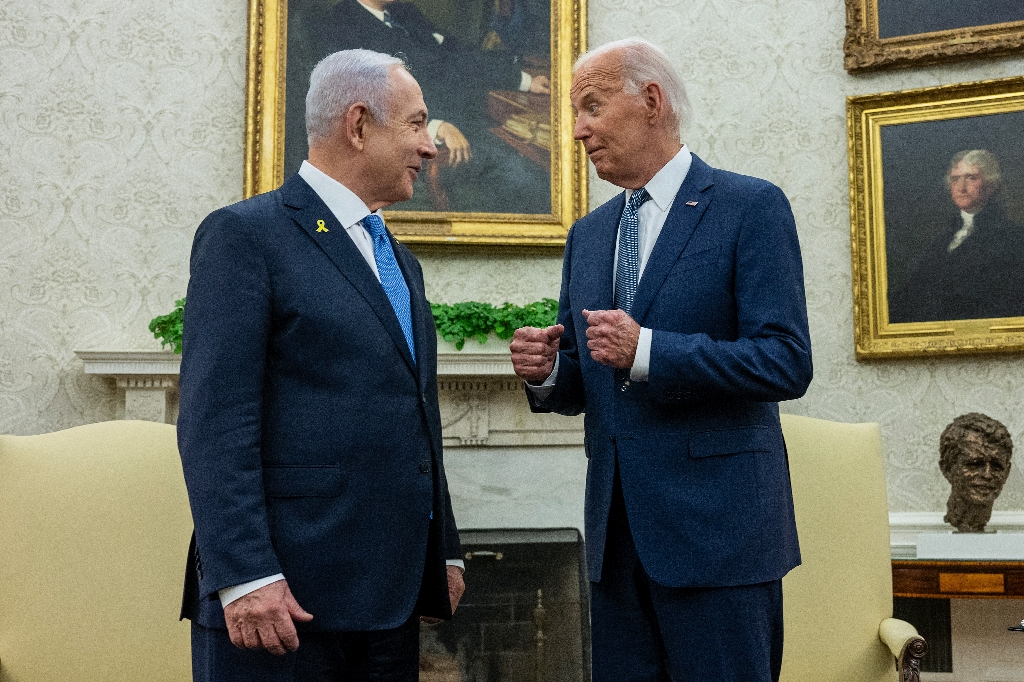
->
[[149, 297, 559, 354], [149, 299, 185, 353], [430, 299, 559, 350]]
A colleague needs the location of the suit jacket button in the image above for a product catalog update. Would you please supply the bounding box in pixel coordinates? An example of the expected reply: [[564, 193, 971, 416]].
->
[[419, 461, 431, 473], [620, 384, 628, 392]]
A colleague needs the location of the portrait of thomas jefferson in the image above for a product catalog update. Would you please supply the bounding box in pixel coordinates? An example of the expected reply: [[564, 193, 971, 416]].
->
[[888, 149, 1024, 323]]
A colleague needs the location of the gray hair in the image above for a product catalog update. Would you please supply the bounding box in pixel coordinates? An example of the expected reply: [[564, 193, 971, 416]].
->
[[306, 49, 404, 147], [946, 149, 1002, 187], [574, 37, 692, 132]]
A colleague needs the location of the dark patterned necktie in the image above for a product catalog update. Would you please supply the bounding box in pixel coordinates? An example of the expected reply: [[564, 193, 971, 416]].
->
[[362, 214, 415, 362], [613, 188, 652, 315]]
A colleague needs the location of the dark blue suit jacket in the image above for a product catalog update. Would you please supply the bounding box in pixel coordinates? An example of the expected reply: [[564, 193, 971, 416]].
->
[[529, 155, 812, 587], [178, 174, 460, 631]]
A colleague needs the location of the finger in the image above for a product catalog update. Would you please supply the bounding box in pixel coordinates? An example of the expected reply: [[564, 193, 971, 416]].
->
[[545, 324, 564, 341], [258, 625, 288, 656], [272, 618, 300, 654], [284, 587, 314, 623], [227, 623, 246, 649], [241, 623, 261, 649]]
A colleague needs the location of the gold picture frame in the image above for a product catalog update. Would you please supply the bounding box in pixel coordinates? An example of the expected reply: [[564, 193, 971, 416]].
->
[[848, 76, 1024, 359], [244, 0, 587, 246], [844, 0, 1024, 72]]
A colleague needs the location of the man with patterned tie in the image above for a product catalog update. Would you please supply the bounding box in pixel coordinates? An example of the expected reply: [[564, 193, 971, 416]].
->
[[511, 38, 812, 682], [178, 49, 464, 681]]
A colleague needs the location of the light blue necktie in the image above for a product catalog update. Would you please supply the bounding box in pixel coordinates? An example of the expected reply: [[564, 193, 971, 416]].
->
[[362, 214, 416, 363], [613, 188, 652, 315]]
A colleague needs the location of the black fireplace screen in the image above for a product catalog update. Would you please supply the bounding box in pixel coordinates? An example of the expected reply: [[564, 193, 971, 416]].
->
[[420, 528, 590, 682]]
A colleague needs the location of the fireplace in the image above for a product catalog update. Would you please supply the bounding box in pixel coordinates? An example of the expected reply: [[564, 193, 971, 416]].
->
[[420, 528, 590, 682]]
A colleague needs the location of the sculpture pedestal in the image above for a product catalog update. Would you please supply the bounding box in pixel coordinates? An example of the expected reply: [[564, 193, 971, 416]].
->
[[917, 532, 1024, 560]]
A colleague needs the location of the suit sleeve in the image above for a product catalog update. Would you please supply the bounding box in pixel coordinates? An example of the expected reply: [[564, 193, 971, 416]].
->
[[177, 208, 282, 600], [647, 184, 813, 403], [527, 225, 587, 416]]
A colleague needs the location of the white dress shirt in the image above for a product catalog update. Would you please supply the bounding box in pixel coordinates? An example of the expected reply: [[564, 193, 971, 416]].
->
[[528, 145, 693, 396], [220, 161, 463, 607], [355, 0, 535, 143]]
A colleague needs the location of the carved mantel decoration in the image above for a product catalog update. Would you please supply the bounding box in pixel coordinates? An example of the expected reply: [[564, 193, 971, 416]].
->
[[76, 347, 584, 447]]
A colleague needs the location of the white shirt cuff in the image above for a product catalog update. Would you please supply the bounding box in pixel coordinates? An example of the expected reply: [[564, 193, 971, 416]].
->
[[427, 119, 444, 144], [630, 327, 652, 382], [524, 354, 559, 399], [218, 574, 285, 607], [519, 71, 532, 92], [447, 559, 465, 573]]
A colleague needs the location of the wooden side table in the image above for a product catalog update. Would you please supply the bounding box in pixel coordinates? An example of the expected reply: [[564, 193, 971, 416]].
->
[[893, 560, 1024, 599]]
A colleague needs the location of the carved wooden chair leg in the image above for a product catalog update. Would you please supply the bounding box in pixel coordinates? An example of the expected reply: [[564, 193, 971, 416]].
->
[[898, 636, 927, 682]]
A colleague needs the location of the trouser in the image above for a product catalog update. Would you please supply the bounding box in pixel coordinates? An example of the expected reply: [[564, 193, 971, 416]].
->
[[590, 469, 785, 682]]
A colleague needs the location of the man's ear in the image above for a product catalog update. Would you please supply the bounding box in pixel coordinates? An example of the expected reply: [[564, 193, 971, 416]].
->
[[642, 81, 667, 126], [344, 103, 372, 151]]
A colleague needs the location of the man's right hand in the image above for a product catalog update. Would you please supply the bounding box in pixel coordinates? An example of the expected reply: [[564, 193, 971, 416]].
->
[[223, 579, 314, 656], [511, 324, 564, 383], [436, 121, 472, 167]]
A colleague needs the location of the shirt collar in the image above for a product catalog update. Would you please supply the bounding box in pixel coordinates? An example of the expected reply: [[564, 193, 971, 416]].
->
[[356, 0, 387, 22], [627, 144, 692, 211], [298, 160, 380, 229]]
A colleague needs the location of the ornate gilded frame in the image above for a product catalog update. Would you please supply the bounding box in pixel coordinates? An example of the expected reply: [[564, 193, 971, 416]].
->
[[844, 0, 1024, 72], [848, 76, 1024, 359], [244, 0, 587, 246]]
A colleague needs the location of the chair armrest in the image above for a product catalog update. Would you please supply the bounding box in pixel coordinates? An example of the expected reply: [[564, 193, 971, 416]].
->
[[879, 618, 927, 682]]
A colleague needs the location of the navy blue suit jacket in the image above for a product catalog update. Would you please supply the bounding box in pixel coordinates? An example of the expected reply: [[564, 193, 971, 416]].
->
[[178, 174, 460, 631], [529, 155, 812, 587]]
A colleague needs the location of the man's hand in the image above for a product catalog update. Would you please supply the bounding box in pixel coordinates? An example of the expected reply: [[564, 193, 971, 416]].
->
[[223, 579, 314, 656], [529, 75, 551, 94], [421, 564, 467, 624], [511, 324, 564, 383], [436, 122, 472, 167], [582, 309, 639, 369]]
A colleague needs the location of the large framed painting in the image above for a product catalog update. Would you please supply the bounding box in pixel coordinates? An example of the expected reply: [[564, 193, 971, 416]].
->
[[244, 0, 587, 246], [845, 0, 1024, 72], [848, 76, 1024, 359]]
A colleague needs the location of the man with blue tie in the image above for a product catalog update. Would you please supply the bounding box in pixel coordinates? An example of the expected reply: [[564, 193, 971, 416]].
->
[[511, 38, 813, 682], [178, 49, 464, 681]]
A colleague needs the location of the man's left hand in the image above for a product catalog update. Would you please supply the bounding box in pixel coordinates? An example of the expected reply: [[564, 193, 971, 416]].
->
[[582, 309, 640, 369], [529, 75, 551, 94], [420, 564, 466, 624]]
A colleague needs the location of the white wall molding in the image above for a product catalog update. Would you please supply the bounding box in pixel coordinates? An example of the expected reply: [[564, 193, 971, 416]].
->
[[889, 511, 1024, 558]]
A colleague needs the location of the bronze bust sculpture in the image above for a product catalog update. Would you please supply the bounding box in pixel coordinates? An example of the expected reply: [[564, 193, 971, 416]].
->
[[940, 413, 1013, 533]]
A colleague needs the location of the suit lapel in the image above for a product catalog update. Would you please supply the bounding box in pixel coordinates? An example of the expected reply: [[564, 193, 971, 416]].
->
[[281, 175, 417, 375], [630, 155, 715, 324], [393, 241, 433, 391]]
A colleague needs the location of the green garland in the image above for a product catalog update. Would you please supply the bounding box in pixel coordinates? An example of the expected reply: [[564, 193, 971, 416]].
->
[[148, 297, 558, 353], [430, 298, 558, 350], [149, 298, 185, 353]]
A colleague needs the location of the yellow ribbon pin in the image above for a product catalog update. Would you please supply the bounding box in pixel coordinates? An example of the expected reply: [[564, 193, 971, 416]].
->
[[316, 219, 329, 233]]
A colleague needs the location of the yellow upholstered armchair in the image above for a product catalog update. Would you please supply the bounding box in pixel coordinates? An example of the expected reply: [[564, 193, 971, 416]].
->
[[0, 421, 192, 681], [780, 415, 927, 682]]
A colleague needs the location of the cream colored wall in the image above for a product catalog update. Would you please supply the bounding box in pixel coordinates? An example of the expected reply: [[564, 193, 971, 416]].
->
[[2, 0, 1024, 514]]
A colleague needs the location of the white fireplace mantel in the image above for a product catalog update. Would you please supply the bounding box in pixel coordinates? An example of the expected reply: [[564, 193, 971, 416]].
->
[[76, 343, 585, 449]]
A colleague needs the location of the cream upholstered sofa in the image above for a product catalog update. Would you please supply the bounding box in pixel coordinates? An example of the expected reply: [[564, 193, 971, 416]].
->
[[779, 414, 926, 682], [0, 421, 192, 681]]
